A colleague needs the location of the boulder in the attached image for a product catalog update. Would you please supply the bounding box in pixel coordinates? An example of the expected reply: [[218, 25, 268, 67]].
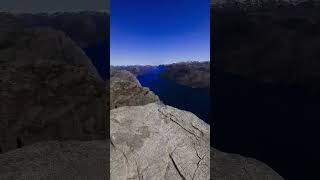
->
[[0, 27, 106, 153], [110, 70, 160, 109]]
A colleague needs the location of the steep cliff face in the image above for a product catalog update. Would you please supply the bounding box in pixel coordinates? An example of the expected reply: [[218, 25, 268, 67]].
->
[[110, 70, 160, 109], [211, 0, 320, 86], [109, 72, 282, 180], [161, 61, 210, 88], [111, 65, 155, 76], [0, 27, 105, 153]]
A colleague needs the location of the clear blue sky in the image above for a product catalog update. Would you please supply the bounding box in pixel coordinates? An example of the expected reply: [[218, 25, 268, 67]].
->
[[111, 0, 210, 65]]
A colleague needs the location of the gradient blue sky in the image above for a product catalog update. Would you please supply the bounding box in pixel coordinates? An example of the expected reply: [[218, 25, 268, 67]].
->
[[111, 0, 210, 65]]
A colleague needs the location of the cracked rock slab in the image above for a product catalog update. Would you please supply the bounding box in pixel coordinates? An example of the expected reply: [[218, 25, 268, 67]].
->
[[110, 103, 210, 180]]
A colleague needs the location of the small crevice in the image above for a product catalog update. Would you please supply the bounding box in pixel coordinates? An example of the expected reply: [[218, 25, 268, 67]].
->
[[169, 152, 186, 180], [193, 142, 202, 160], [191, 124, 204, 137], [133, 158, 143, 180], [192, 151, 208, 180], [16, 137, 23, 148], [110, 139, 129, 179], [111, 139, 129, 164], [242, 159, 251, 178], [158, 109, 200, 140]]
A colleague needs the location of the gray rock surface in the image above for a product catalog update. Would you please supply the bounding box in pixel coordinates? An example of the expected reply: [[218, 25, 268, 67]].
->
[[0, 27, 106, 153], [110, 70, 160, 109], [0, 140, 107, 180], [211, 148, 284, 180], [110, 71, 283, 180], [110, 103, 210, 180], [110, 102, 283, 180]]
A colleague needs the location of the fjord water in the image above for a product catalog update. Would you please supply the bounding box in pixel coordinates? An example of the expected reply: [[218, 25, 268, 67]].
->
[[213, 68, 320, 180], [137, 66, 210, 124], [83, 41, 109, 80]]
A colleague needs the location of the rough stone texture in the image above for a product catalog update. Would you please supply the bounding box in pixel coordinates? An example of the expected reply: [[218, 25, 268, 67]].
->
[[210, 148, 284, 180], [0, 27, 106, 153], [110, 102, 284, 180], [0, 140, 107, 180], [110, 103, 210, 180], [110, 70, 160, 109]]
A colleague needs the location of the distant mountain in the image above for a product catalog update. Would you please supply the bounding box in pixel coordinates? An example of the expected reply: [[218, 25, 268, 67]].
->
[[211, 0, 320, 10], [211, 0, 320, 87], [112, 61, 210, 88], [111, 65, 156, 76], [160, 61, 210, 88], [0, 11, 110, 80], [0, 11, 109, 48]]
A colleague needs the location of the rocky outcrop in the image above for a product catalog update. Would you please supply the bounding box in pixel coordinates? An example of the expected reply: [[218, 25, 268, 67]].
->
[[211, 148, 283, 180], [110, 102, 283, 180], [0, 140, 108, 180], [110, 103, 210, 180], [110, 70, 160, 109], [161, 61, 210, 88], [0, 27, 106, 153]]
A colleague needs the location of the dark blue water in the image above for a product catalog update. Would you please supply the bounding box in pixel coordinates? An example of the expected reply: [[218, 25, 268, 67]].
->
[[83, 41, 109, 80], [137, 66, 210, 124], [213, 68, 320, 180]]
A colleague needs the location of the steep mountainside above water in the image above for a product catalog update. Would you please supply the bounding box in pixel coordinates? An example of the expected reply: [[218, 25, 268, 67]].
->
[[111, 65, 155, 76], [211, 0, 320, 10], [161, 61, 210, 88], [113, 61, 210, 88], [211, 0, 320, 87], [0, 11, 109, 48]]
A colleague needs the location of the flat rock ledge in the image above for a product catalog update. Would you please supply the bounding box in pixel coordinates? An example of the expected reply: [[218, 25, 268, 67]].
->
[[0, 140, 108, 180], [110, 103, 210, 180]]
